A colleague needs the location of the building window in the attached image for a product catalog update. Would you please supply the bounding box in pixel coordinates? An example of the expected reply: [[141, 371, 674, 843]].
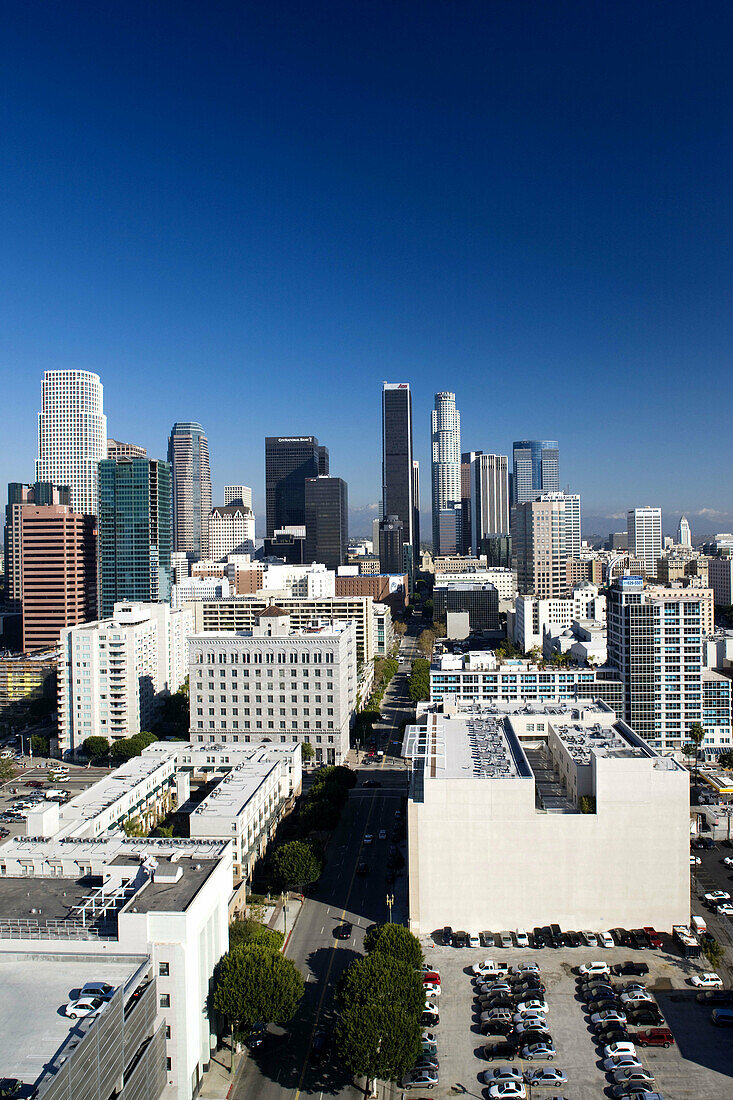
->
[[165, 1025, 171, 1039], [166, 1057, 172, 1071], [160, 994, 171, 1008], [159, 962, 169, 976]]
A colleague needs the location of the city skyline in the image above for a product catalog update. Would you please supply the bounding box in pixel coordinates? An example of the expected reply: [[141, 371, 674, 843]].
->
[[2, 4, 732, 530]]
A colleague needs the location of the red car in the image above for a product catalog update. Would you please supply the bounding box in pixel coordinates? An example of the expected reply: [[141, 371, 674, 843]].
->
[[26, 781, 44, 789], [422, 971, 441, 985], [634, 1027, 675, 1047], [643, 926, 663, 949]]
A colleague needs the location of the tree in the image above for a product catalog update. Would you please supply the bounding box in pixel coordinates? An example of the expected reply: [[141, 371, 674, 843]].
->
[[110, 730, 158, 764], [229, 918, 284, 953], [82, 735, 110, 759], [337, 953, 424, 1017], [702, 936, 725, 970], [579, 795, 596, 814], [363, 923, 423, 969], [417, 629, 436, 657], [212, 946, 304, 1068], [300, 741, 315, 763], [31, 733, 50, 756], [717, 750, 733, 769], [0, 758, 16, 783], [688, 722, 705, 789], [407, 659, 430, 702], [393, 620, 407, 636], [335, 1001, 421, 1083], [271, 840, 322, 891], [122, 815, 146, 837]]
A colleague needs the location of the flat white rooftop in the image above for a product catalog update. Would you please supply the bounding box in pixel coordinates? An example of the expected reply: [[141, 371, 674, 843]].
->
[[192, 759, 280, 821], [59, 745, 178, 828]]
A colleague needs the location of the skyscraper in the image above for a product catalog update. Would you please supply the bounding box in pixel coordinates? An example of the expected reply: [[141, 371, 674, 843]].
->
[[431, 392, 461, 554], [378, 515, 404, 576], [678, 515, 692, 547], [460, 452, 476, 555], [511, 440, 559, 505], [36, 370, 107, 515], [318, 446, 330, 476], [512, 492, 572, 598], [412, 459, 420, 557], [107, 439, 147, 460], [4, 482, 70, 611], [381, 383, 415, 567], [470, 453, 510, 552], [224, 485, 253, 509], [209, 503, 256, 559], [627, 506, 662, 577], [167, 422, 212, 558], [98, 458, 172, 618], [265, 436, 321, 537], [304, 476, 348, 571]]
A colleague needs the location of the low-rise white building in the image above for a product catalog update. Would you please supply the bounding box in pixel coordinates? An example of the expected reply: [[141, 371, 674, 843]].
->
[[514, 582, 606, 652], [188, 610, 357, 764], [404, 701, 689, 933], [57, 603, 194, 756], [543, 617, 607, 666], [172, 575, 232, 608], [260, 562, 336, 598], [433, 567, 515, 601]]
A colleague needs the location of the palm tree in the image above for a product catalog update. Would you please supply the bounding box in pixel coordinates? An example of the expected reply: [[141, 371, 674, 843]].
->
[[688, 722, 706, 791]]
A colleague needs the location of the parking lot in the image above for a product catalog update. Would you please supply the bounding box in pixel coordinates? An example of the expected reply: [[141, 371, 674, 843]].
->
[[413, 935, 733, 1099], [0, 759, 112, 839]]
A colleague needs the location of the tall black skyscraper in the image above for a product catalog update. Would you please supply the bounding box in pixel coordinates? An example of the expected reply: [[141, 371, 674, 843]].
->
[[381, 383, 415, 571], [265, 436, 321, 537], [304, 476, 348, 571], [318, 446, 329, 476], [511, 440, 559, 505]]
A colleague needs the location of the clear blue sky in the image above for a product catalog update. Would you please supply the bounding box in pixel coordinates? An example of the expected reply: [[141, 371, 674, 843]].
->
[[2, 1, 732, 535]]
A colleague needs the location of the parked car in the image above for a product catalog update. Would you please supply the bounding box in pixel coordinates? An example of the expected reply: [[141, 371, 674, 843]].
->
[[696, 989, 733, 1005], [468, 931, 480, 948], [483, 1040, 519, 1061], [591, 1009, 627, 1026], [478, 981, 513, 996], [603, 1041, 638, 1060], [633, 1028, 674, 1047], [524, 1067, 567, 1086], [691, 972, 724, 989], [581, 930, 598, 947], [612, 961, 649, 977], [703, 891, 730, 906], [499, 931, 513, 948], [64, 997, 104, 1019], [532, 927, 546, 948], [486, 1083, 526, 1100], [513, 1016, 548, 1033], [618, 982, 648, 995], [595, 1025, 631, 1045], [612, 1068, 655, 1088], [599, 931, 615, 948], [579, 961, 611, 978], [481, 1018, 516, 1037], [711, 1008, 733, 1026], [515, 998, 548, 1014], [473, 959, 509, 978], [422, 970, 440, 984], [630, 929, 651, 950], [588, 998, 622, 1014], [423, 982, 441, 997], [481, 1067, 524, 1086], [521, 1042, 556, 1060], [414, 1054, 440, 1072], [514, 930, 529, 948], [420, 1036, 438, 1055], [420, 1010, 439, 1027], [512, 963, 541, 976], [401, 1068, 439, 1089], [627, 1007, 664, 1026], [80, 982, 115, 1001], [453, 930, 469, 948], [604, 1054, 643, 1073], [620, 991, 654, 1005], [442, 926, 453, 946]]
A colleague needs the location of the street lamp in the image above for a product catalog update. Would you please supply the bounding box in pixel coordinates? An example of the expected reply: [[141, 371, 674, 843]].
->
[[281, 890, 288, 938], [386, 893, 394, 923]]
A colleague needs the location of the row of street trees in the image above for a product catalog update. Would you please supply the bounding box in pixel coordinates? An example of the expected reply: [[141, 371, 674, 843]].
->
[[407, 659, 430, 703], [335, 923, 424, 1088]]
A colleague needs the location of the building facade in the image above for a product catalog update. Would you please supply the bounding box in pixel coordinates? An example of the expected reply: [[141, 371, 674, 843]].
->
[[431, 392, 461, 554], [36, 369, 107, 516], [167, 422, 212, 558], [107, 438, 147, 460], [19, 505, 97, 652], [381, 383, 416, 567], [188, 611, 357, 764], [224, 484, 252, 508], [265, 435, 321, 537], [4, 481, 70, 611], [57, 602, 193, 755], [471, 453, 510, 551], [708, 556, 733, 607], [304, 476, 348, 571], [627, 506, 662, 577], [433, 582, 499, 632], [208, 503, 255, 560], [678, 515, 692, 547], [98, 458, 172, 618], [512, 493, 573, 598], [511, 440, 559, 505]]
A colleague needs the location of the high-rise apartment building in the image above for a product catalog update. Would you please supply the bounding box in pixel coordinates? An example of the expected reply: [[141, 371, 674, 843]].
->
[[4, 482, 70, 611], [265, 436, 321, 537], [19, 505, 97, 651], [224, 484, 253, 509], [431, 392, 461, 554], [511, 440, 559, 505], [97, 458, 172, 618], [168, 421, 212, 558], [471, 453, 510, 551], [304, 476, 348, 571], [208, 503, 256, 560], [677, 515, 692, 547], [607, 577, 729, 752], [107, 438, 147, 460], [512, 492, 572, 599], [627, 506, 662, 577], [57, 602, 193, 754], [381, 383, 415, 568], [36, 369, 107, 515], [708, 557, 733, 607]]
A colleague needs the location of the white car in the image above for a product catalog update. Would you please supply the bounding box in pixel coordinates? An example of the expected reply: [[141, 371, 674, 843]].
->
[[591, 1009, 627, 1025], [473, 959, 503, 977], [378, 829, 387, 840], [579, 961, 610, 978], [620, 991, 654, 1005], [690, 855, 702, 865], [691, 972, 724, 988], [515, 929, 529, 948], [717, 903, 733, 916], [603, 1054, 643, 1073], [514, 1016, 547, 1033], [363, 834, 373, 845], [512, 963, 541, 975], [612, 1066, 655, 1086], [423, 982, 441, 997], [582, 930, 598, 947], [723, 856, 733, 867], [515, 999, 548, 1014], [64, 996, 105, 1019], [599, 931, 615, 948], [469, 932, 481, 948], [703, 891, 730, 904], [402, 1068, 439, 1089], [603, 1041, 637, 1060], [487, 1083, 527, 1099], [424, 999, 439, 1013], [481, 1067, 524, 1085]]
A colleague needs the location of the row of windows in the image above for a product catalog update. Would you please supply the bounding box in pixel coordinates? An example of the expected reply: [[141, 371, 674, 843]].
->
[[194, 649, 335, 664]]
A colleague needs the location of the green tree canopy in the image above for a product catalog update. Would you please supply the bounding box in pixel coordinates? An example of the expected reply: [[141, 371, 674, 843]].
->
[[300, 741, 315, 761], [82, 735, 110, 759], [270, 840, 322, 891], [417, 629, 435, 657], [0, 758, 16, 783], [363, 923, 423, 969], [717, 750, 733, 769], [110, 731, 158, 763], [335, 1001, 421, 1082], [212, 945, 304, 1029], [30, 733, 50, 756], [407, 659, 430, 703], [229, 918, 284, 953], [337, 952, 424, 1016]]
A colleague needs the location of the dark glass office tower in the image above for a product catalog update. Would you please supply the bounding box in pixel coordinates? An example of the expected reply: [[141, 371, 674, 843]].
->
[[304, 477, 348, 571], [512, 440, 559, 505], [381, 383, 415, 570], [98, 458, 172, 618], [379, 515, 404, 576], [318, 446, 330, 476], [265, 436, 321, 537]]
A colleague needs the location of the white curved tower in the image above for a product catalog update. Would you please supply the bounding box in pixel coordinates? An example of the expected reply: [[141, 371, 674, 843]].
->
[[36, 369, 107, 516], [431, 391, 461, 554]]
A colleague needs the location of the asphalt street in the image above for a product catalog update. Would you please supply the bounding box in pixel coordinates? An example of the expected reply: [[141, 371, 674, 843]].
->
[[232, 633, 416, 1100]]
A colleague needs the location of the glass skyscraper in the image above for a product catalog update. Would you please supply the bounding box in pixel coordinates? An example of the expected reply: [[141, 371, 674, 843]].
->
[[381, 383, 416, 573], [511, 440, 559, 505], [98, 458, 172, 618], [167, 421, 212, 558], [265, 436, 321, 537], [431, 391, 461, 554]]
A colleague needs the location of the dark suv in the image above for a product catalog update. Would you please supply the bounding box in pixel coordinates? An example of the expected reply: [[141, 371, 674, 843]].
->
[[483, 1039, 519, 1061], [453, 930, 469, 948]]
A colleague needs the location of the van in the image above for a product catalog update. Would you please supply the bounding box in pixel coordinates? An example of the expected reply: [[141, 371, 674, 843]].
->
[[45, 789, 67, 801], [711, 1008, 733, 1026], [691, 915, 707, 936], [550, 923, 562, 947]]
